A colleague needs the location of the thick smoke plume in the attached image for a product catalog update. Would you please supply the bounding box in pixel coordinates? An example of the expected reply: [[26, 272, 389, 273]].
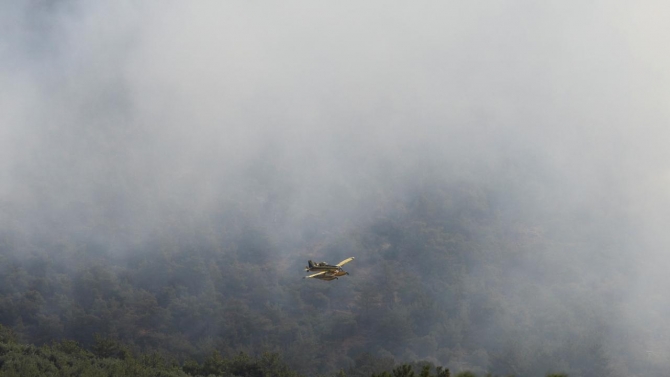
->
[[2, 1, 670, 375]]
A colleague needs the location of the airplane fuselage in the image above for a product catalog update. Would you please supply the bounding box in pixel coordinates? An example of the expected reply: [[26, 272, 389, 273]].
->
[[305, 260, 343, 272], [305, 265, 341, 272], [327, 270, 348, 278]]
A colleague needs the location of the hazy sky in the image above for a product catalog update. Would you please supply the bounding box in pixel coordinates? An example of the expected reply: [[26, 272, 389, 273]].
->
[[3, 1, 668, 191], [2, 0, 670, 370]]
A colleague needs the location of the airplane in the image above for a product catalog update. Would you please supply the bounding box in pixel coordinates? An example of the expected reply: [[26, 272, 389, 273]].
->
[[304, 257, 355, 273], [303, 257, 355, 281]]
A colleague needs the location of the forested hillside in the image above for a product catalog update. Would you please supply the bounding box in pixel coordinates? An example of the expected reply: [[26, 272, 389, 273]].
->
[[0, 324, 461, 377], [0, 166, 650, 376]]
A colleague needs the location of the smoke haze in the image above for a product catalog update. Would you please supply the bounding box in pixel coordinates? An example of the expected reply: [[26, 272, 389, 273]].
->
[[2, 1, 670, 375]]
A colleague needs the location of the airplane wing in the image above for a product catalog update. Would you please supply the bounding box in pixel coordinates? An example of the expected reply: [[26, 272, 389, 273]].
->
[[304, 271, 327, 279], [336, 257, 355, 267]]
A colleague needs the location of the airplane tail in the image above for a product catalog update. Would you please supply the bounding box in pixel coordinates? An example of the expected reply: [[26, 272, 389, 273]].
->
[[308, 260, 315, 269]]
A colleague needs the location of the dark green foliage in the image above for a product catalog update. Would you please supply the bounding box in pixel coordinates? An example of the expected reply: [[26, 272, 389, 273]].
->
[[369, 364, 452, 377], [188, 351, 301, 377], [91, 334, 126, 359], [0, 337, 188, 377], [0, 336, 308, 377], [0, 174, 633, 376], [0, 324, 18, 344], [454, 372, 477, 377], [436, 366, 450, 377], [392, 364, 414, 377]]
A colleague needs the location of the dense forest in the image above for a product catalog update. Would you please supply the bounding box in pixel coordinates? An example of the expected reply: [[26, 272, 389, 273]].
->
[[0, 163, 653, 376], [0, 323, 500, 377]]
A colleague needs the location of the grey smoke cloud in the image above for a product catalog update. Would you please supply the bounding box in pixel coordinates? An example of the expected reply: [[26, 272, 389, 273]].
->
[[2, 0, 670, 372]]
